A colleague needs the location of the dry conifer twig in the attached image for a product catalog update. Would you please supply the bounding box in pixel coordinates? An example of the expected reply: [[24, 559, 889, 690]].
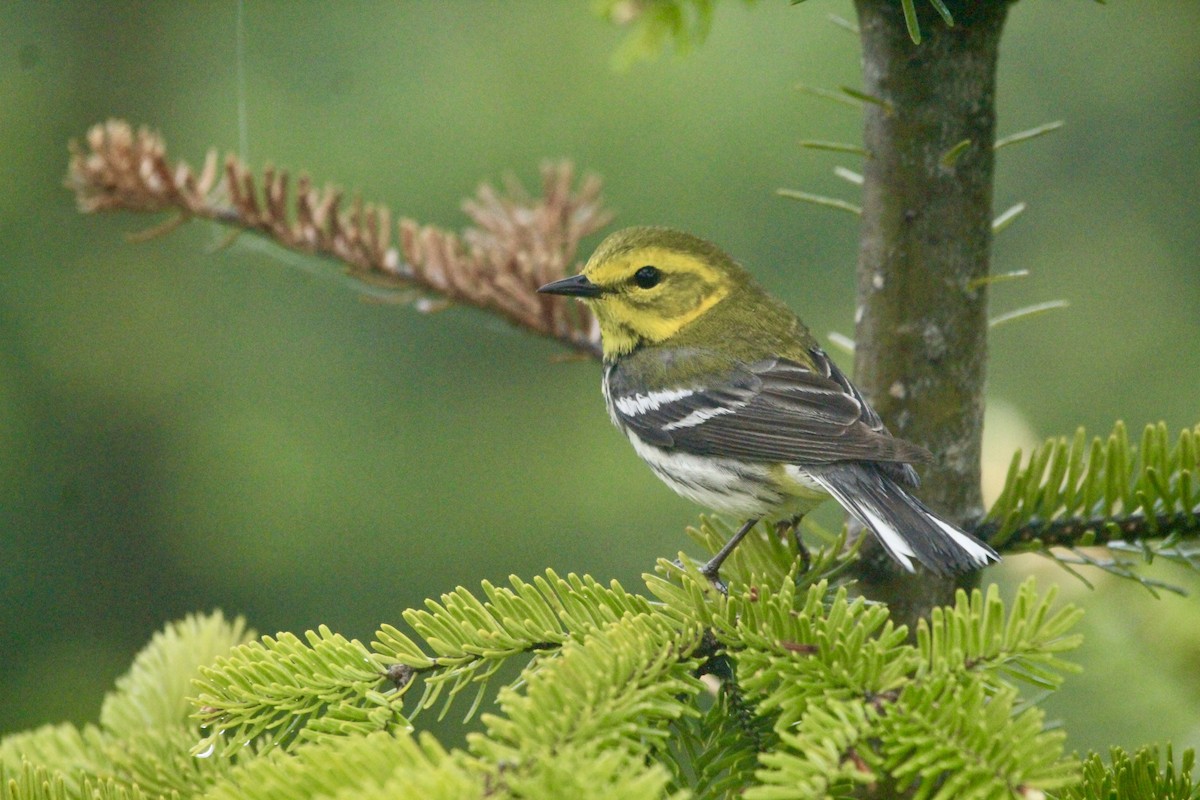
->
[[67, 119, 608, 357]]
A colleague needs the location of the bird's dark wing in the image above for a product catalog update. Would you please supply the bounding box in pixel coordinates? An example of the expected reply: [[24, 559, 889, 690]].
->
[[607, 348, 929, 468]]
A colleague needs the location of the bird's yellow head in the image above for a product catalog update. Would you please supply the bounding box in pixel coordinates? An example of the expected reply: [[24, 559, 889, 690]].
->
[[538, 227, 742, 359]]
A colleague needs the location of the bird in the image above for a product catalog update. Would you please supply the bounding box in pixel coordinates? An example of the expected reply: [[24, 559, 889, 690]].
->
[[537, 226, 998, 583]]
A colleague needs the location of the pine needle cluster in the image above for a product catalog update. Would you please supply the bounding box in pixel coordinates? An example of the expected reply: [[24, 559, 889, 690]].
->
[[976, 422, 1200, 593], [6, 526, 1160, 800]]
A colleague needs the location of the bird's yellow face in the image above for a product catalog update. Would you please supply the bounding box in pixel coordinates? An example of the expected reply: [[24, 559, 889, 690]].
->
[[581, 245, 733, 357], [539, 228, 737, 359]]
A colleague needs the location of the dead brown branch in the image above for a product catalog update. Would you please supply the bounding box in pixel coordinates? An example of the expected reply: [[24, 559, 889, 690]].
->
[[67, 119, 607, 358]]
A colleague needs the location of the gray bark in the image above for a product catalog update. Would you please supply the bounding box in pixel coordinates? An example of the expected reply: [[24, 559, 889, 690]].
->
[[850, 0, 1012, 627]]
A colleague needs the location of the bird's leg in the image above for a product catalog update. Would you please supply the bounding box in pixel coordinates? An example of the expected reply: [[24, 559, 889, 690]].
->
[[699, 517, 761, 588], [774, 515, 811, 573], [773, 515, 799, 542]]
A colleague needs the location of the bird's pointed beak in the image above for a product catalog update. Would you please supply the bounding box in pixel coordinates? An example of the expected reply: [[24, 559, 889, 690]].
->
[[537, 274, 605, 298]]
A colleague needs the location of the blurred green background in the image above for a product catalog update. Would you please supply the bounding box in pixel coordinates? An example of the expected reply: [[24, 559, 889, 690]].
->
[[2, 1, 1198, 755]]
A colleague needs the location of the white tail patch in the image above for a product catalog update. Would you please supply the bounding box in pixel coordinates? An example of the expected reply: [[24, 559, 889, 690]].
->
[[810, 467, 999, 574], [818, 479, 918, 572], [927, 514, 998, 568], [857, 508, 918, 572]]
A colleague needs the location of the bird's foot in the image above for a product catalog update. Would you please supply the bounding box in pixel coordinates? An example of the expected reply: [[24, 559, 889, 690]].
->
[[697, 559, 729, 595], [774, 515, 811, 573]]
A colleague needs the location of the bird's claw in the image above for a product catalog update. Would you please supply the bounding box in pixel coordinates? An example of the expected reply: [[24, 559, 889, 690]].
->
[[698, 562, 729, 596]]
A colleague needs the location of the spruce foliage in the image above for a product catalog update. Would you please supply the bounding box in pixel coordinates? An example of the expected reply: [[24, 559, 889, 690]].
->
[[2, 528, 1121, 800], [978, 422, 1200, 593], [1051, 745, 1199, 800]]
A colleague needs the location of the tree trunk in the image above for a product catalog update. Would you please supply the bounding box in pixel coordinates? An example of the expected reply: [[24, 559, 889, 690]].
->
[[850, 0, 1011, 628]]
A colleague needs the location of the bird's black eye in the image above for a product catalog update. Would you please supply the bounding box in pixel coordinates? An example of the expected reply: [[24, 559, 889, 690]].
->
[[633, 266, 662, 289]]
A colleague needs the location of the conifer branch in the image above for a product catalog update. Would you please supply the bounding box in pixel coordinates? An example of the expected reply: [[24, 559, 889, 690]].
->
[[2, 564, 1088, 799], [0, 613, 252, 800], [972, 423, 1200, 579], [201, 730, 482, 800], [374, 570, 658, 722], [67, 119, 607, 358], [661, 685, 777, 798], [471, 613, 705, 764], [102, 612, 255, 737], [976, 510, 1200, 551], [719, 578, 1080, 798], [917, 582, 1083, 691], [193, 627, 406, 752], [879, 677, 1074, 799], [1050, 745, 1198, 800]]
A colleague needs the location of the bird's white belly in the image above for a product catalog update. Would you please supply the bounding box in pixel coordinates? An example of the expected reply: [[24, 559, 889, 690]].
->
[[623, 429, 826, 518]]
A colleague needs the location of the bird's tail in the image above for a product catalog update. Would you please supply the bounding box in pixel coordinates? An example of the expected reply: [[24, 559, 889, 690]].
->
[[811, 463, 998, 575]]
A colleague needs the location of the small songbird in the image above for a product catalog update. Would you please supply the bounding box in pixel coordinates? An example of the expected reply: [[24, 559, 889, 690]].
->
[[538, 226, 997, 582]]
